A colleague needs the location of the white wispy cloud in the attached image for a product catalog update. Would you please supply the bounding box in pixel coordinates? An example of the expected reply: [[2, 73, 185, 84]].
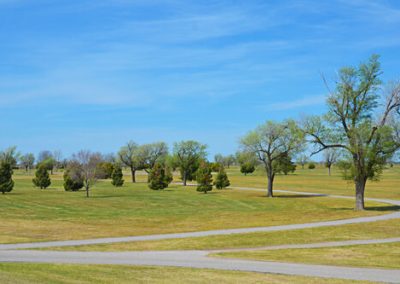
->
[[266, 95, 326, 111]]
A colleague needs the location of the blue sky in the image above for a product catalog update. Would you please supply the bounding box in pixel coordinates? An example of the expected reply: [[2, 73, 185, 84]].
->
[[1, 0, 400, 159]]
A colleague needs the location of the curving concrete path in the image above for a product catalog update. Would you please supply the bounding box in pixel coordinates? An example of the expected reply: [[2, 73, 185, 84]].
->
[[1, 187, 400, 282]]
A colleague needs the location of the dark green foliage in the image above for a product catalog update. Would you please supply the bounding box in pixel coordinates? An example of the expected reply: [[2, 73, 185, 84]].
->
[[33, 164, 51, 189], [63, 163, 84, 191], [0, 162, 14, 194], [308, 163, 316, 169], [209, 162, 221, 172], [111, 165, 124, 187], [275, 154, 296, 175], [214, 167, 230, 189], [240, 162, 255, 175], [196, 162, 213, 194], [96, 162, 115, 179], [148, 163, 172, 190]]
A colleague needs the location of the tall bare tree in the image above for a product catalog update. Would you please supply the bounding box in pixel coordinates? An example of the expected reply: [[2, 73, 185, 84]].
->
[[73, 150, 102, 198], [324, 148, 339, 176], [304, 55, 400, 210]]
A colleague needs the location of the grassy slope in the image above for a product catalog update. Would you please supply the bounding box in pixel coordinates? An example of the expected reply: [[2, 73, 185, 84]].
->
[[0, 263, 366, 284], [0, 170, 389, 244], [48, 218, 400, 252], [214, 242, 400, 270], [227, 165, 400, 200]]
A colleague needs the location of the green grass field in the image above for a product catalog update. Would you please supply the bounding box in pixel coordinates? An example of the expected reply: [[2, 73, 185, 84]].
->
[[1, 167, 393, 244], [214, 242, 400, 270], [1, 166, 399, 283]]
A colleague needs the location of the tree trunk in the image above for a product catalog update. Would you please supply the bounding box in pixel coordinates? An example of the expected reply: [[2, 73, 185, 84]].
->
[[183, 171, 187, 186], [328, 165, 331, 176], [267, 174, 274, 197], [131, 167, 136, 183], [86, 186, 89, 198], [355, 178, 366, 211]]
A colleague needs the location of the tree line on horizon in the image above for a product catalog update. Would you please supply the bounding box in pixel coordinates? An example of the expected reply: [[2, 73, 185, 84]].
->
[[0, 55, 399, 210]]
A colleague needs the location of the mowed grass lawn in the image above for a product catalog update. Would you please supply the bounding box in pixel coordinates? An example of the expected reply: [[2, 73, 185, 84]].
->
[[0, 263, 362, 284], [215, 242, 400, 270], [227, 165, 400, 200], [0, 168, 394, 244]]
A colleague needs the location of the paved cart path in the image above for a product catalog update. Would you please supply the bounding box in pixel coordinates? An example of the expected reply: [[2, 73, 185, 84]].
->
[[1, 187, 400, 282]]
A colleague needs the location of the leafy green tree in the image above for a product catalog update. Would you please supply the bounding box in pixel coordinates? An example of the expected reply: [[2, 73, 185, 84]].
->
[[148, 163, 172, 190], [0, 162, 14, 194], [63, 162, 84, 191], [241, 120, 304, 197], [304, 55, 400, 210], [196, 162, 213, 194], [324, 149, 339, 176], [173, 140, 207, 186], [111, 165, 124, 187], [308, 163, 316, 169], [214, 167, 230, 189], [240, 162, 255, 175], [33, 164, 51, 189]]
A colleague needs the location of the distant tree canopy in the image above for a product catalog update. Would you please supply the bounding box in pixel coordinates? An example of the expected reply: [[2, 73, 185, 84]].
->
[[173, 140, 207, 186], [304, 55, 400, 210]]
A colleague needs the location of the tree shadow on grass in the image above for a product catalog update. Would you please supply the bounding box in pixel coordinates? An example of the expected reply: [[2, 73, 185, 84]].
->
[[258, 194, 327, 198], [364, 205, 400, 212]]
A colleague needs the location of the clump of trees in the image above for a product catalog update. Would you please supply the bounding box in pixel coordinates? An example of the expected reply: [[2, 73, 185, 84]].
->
[[0, 161, 14, 194], [33, 164, 51, 189], [304, 55, 400, 210], [196, 162, 213, 194], [173, 140, 207, 186], [118, 141, 168, 183], [214, 167, 230, 189], [63, 162, 84, 191], [308, 163, 316, 169]]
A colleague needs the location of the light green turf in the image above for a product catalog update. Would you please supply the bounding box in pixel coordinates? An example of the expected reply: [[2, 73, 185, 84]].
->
[[0, 263, 367, 284], [1, 167, 395, 244], [227, 164, 400, 200], [214, 242, 400, 270], [45, 218, 400, 252]]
